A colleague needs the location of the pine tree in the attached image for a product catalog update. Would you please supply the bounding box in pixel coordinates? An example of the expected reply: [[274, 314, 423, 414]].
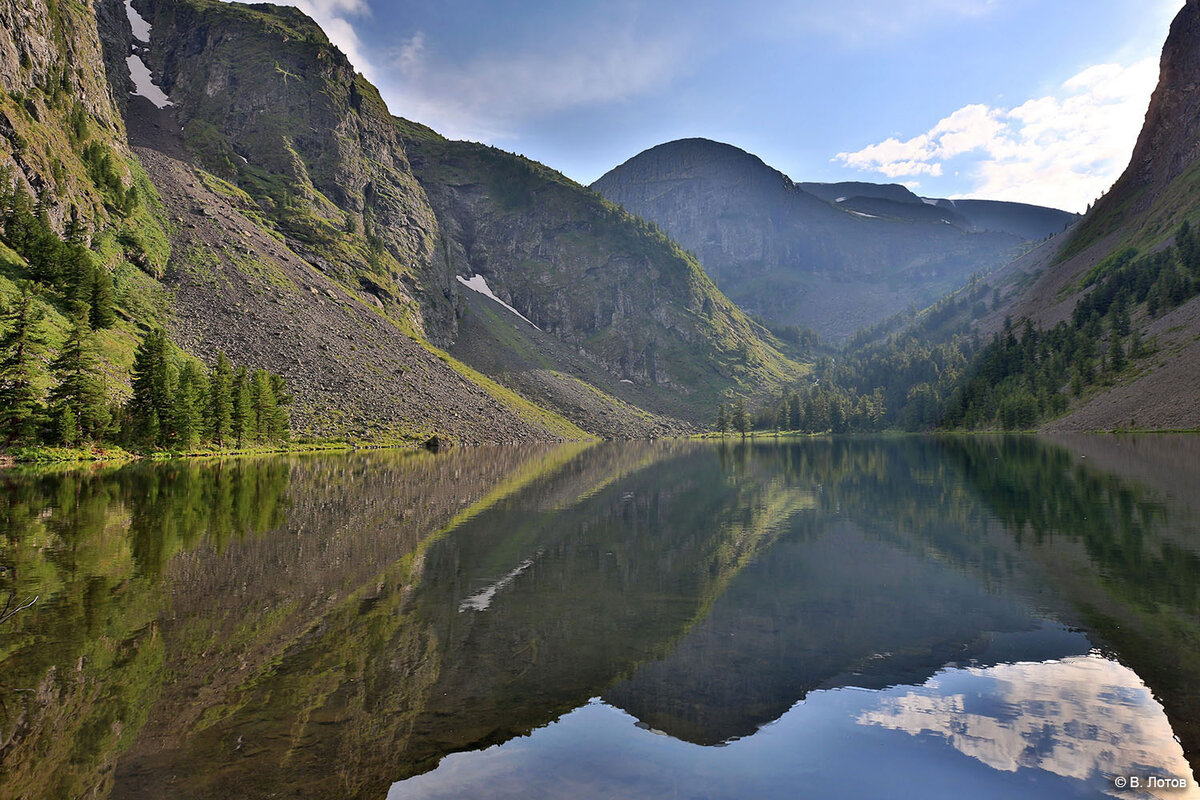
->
[[1109, 335, 1126, 373], [232, 366, 255, 447], [1128, 328, 1145, 360], [128, 328, 171, 448], [171, 361, 205, 450], [732, 399, 749, 438], [0, 286, 48, 445], [716, 403, 728, 435], [787, 392, 801, 430], [267, 372, 291, 441], [207, 352, 234, 447], [89, 265, 116, 329], [47, 302, 109, 445], [250, 369, 277, 442]]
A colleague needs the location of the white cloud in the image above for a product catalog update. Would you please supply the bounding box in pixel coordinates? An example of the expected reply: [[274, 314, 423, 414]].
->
[[377, 27, 690, 142], [833, 58, 1159, 212]]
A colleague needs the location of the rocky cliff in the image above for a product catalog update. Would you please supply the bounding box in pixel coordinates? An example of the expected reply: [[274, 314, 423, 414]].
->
[[0, 0, 806, 444], [401, 131, 802, 427], [989, 0, 1200, 432], [592, 138, 1073, 341]]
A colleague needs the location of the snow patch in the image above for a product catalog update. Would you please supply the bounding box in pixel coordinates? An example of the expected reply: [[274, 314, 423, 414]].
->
[[920, 197, 939, 206], [848, 210, 879, 219], [459, 557, 537, 612], [835, 197, 847, 203], [126, 54, 173, 108], [456, 274, 541, 330], [124, 0, 152, 42], [619, 379, 633, 384]]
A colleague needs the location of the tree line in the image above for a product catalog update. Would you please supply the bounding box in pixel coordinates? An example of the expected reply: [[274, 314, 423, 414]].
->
[[0, 287, 291, 451], [0, 173, 291, 451], [714, 222, 1200, 434]]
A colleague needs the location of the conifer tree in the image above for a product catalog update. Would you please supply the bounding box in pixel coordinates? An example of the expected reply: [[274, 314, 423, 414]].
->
[[250, 369, 276, 442], [128, 328, 171, 447], [1109, 335, 1126, 373], [207, 352, 234, 447], [232, 366, 255, 447], [171, 361, 206, 450], [716, 403, 728, 435], [0, 286, 48, 445], [267, 372, 291, 441], [47, 302, 109, 445], [89, 265, 116, 329], [732, 399, 749, 438]]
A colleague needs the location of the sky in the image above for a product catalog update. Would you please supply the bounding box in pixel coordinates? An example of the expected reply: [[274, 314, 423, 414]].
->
[[281, 0, 1184, 213]]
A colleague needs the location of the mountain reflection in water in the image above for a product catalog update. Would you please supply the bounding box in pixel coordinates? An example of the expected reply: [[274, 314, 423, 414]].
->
[[1, 436, 1198, 800]]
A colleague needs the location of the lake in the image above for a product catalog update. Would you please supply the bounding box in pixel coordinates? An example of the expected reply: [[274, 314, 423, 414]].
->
[[2, 436, 1199, 799]]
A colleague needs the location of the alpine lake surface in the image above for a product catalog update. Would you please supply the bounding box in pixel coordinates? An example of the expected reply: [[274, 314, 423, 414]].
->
[[3, 435, 1200, 800]]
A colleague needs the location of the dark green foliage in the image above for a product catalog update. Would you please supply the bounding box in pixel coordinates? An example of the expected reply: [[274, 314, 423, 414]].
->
[[89, 265, 116, 328], [125, 335, 287, 452], [128, 328, 171, 447], [0, 181, 121, 325], [716, 403, 729, 435], [0, 287, 48, 445], [46, 303, 109, 445], [207, 352, 235, 446], [232, 366, 255, 447], [171, 361, 207, 450], [732, 399, 749, 437]]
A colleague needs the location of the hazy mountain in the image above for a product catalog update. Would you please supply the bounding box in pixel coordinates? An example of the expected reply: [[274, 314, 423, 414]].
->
[[592, 139, 1076, 341]]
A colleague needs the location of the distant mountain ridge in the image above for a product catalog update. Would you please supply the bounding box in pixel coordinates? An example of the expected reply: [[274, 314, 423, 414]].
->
[[592, 138, 1077, 341]]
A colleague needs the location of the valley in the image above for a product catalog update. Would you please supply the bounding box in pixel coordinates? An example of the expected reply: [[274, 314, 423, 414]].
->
[[0, 0, 1196, 454]]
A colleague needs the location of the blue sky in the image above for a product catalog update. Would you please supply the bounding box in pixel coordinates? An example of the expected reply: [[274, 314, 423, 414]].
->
[[288, 0, 1182, 212]]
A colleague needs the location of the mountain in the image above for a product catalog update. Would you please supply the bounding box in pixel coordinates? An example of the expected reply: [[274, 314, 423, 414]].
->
[[980, 0, 1200, 431], [0, 0, 804, 447], [591, 138, 1077, 341]]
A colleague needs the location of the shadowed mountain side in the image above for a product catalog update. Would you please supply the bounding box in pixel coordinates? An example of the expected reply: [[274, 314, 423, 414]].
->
[[400, 133, 807, 421], [105, 443, 796, 799], [603, 517, 1041, 746], [449, 289, 694, 437], [125, 96, 582, 443], [592, 139, 1073, 341]]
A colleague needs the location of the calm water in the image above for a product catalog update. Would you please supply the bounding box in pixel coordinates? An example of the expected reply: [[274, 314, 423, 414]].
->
[[2, 436, 1199, 800]]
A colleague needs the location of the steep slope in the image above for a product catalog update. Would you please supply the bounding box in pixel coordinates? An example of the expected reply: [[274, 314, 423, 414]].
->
[[92, 0, 588, 443], [993, 0, 1200, 431], [398, 129, 805, 427], [591, 138, 1070, 341], [128, 0, 802, 436], [1, 0, 805, 445]]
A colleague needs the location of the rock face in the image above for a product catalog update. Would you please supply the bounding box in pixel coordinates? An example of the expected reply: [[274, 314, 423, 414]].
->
[[134, 0, 442, 334], [984, 0, 1200, 433], [0, 0, 804, 442], [592, 138, 1074, 341], [402, 134, 801, 426], [1063, 0, 1200, 254]]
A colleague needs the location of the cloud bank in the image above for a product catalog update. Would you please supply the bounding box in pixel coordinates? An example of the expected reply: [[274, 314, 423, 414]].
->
[[378, 27, 689, 142], [834, 57, 1159, 212]]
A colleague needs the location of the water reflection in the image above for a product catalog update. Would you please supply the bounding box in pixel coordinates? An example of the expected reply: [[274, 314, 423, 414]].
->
[[0, 436, 1198, 799], [859, 656, 1196, 798]]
